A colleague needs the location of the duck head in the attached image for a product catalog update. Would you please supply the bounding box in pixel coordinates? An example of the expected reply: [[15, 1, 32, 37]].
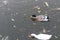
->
[[28, 33, 36, 38]]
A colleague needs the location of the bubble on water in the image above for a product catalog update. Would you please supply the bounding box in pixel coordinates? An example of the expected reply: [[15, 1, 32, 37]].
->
[[16, 12, 19, 15], [13, 25, 16, 28], [3, 0, 8, 5], [11, 18, 15, 22]]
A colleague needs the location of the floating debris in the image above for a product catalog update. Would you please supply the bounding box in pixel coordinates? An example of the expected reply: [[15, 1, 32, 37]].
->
[[0, 34, 2, 37], [37, 10, 41, 13], [11, 18, 15, 22], [2, 37, 4, 40], [56, 8, 60, 10], [44, 2, 49, 7], [2, 36, 9, 40], [13, 25, 16, 28], [37, 7, 40, 10], [34, 6, 40, 10], [3, 0, 8, 5], [52, 8, 60, 10], [43, 28, 46, 33], [55, 36, 58, 38], [5, 36, 9, 40]]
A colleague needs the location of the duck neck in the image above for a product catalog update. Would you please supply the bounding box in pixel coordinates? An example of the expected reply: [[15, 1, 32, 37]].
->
[[33, 34, 37, 38]]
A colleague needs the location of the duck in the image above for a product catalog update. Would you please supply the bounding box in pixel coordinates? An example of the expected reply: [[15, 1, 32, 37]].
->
[[30, 15, 49, 22], [28, 33, 52, 40]]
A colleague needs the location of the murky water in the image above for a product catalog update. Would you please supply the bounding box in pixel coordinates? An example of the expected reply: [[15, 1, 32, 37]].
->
[[0, 0, 60, 40]]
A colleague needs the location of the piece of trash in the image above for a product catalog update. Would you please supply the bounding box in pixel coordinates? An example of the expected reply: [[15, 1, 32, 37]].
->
[[37, 10, 41, 13], [11, 18, 15, 22], [55, 36, 58, 38], [44, 2, 49, 7], [29, 33, 52, 40]]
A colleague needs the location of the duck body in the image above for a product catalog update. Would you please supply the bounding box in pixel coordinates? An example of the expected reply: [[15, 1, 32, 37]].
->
[[30, 15, 49, 22], [30, 33, 52, 40]]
